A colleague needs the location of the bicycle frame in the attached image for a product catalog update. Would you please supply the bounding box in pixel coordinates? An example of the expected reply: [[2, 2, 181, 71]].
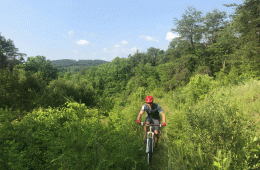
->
[[139, 122, 162, 164], [140, 122, 161, 153]]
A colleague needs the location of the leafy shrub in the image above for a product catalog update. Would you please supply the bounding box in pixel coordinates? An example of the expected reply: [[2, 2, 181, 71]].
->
[[184, 74, 214, 104], [45, 77, 96, 108], [193, 65, 212, 76], [166, 79, 260, 169], [0, 102, 148, 169], [0, 68, 49, 111], [16, 56, 59, 83]]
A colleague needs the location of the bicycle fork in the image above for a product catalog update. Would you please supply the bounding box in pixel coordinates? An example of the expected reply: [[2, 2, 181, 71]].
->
[[146, 126, 154, 153]]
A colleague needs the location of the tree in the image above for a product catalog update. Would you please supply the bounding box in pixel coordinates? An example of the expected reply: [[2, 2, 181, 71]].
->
[[0, 33, 26, 70], [203, 9, 228, 45], [166, 39, 192, 61], [146, 47, 165, 66], [233, 0, 260, 37], [158, 54, 195, 91], [45, 77, 96, 108], [206, 25, 239, 74], [231, 0, 260, 76], [126, 63, 159, 93], [16, 56, 59, 83], [0, 52, 8, 69], [171, 6, 203, 49], [129, 52, 147, 68]]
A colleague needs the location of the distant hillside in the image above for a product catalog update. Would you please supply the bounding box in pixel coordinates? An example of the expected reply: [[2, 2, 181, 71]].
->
[[51, 59, 109, 67]]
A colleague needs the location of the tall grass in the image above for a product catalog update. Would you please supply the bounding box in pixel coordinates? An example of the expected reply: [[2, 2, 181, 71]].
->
[[164, 75, 260, 169], [0, 102, 147, 169], [1, 74, 260, 169]]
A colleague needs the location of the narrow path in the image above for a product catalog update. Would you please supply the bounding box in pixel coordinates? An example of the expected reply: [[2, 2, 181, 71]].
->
[[148, 135, 168, 170], [148, 97, 171, 170]]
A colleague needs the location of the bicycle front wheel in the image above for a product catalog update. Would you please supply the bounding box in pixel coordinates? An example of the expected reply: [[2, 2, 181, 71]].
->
[[147, 138, 153, 164]]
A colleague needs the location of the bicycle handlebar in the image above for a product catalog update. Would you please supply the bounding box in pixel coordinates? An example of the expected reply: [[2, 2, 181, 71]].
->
[[139, 122, 162, 127]]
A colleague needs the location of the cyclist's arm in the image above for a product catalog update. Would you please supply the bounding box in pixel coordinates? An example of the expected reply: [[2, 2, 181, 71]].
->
[[160, 112, 166, 124], [137, 110, 144, 121]]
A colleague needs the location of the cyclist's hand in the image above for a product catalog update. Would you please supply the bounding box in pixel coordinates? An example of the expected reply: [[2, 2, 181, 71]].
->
[[136, 120, 141, 124], [162, 123, 166, 126]]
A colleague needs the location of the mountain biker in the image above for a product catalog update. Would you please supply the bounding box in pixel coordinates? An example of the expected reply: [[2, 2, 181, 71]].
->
[[136, 95, 166, 148]]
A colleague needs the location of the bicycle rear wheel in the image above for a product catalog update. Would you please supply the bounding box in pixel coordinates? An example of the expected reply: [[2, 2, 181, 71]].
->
[[147, 138, 153, 164]]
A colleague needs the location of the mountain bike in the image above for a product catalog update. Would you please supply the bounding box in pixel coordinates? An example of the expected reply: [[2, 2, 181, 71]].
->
[[140, 122, 162, 164]]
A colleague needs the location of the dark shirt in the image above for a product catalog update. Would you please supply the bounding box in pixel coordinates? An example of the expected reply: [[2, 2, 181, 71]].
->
[[141, 103, 163, 119]]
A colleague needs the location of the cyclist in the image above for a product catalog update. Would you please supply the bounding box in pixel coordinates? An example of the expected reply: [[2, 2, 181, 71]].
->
[[136, 95, 166, 148]]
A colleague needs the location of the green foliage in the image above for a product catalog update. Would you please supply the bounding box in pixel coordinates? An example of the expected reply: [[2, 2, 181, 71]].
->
[[166, 79, 260, 169], [126, 63, 159, 93], [206, 24, 239, 74], [0, 68, 22, 109], [1, 2, 260, 169], [158, 55, 195, 91], [16, 56, 59, 83], [51, 59, 108, 66], [0, 67, 49, 111], [129, 51, 147, 68], [146, 47, 165, 66], [234, 0, 260, 37], [44, 77, 96, 108], [213, 150, 232, 170], [184, 74, 214, 104], [215, 66, 257, 87], [226, 0, 260, 77], [172, 6, 203, 48], [0, 33, 26, 70], [166, 40, 193, 61], [203, 9, 228, 44], [193, 65, 212, 76], [0, 102, 147, 169], [51, 59, 108, 74], [0, 51, 8, 69], [84, 57, 132, 98]]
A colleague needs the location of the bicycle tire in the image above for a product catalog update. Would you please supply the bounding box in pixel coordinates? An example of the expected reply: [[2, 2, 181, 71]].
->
[[147, 138, 153, 164]]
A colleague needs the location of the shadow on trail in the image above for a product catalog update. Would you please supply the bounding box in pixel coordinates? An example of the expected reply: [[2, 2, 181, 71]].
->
[[147, 136, 169, 170]]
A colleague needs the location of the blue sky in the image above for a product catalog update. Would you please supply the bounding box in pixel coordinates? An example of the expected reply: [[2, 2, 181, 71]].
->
[[0, 0, 241, 62]]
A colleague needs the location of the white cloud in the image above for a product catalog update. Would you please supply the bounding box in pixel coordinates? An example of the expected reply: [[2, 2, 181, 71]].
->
[[75, 39, 90, 46], [145, 36, 153, 41], [121, 40, 128, 45], [166, 32, 180, 41], [114, 44, 120, 48], [140, 35, 159, 42], [68, 31, 74, 35]]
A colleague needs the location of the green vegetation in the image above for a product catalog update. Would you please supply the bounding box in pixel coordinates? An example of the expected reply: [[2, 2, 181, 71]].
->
[[1, 1, 260, 169], [51, 59, 108, 66], [51, 59, 109, 73]]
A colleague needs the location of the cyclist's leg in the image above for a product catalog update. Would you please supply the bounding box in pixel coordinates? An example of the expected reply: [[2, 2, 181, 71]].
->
[[152, 118, 160, 147], [145, 117, 152, 140]]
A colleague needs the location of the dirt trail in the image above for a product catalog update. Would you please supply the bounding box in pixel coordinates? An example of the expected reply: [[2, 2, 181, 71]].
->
[[147, 98, 171, 170], [148, 136, 168, 170]]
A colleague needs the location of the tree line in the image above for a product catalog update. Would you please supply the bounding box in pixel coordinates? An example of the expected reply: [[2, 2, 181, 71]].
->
[[0, 0, 259, 116]]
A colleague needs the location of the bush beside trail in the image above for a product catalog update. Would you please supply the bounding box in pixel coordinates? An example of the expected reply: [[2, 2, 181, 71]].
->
[[164, 77, 260, 169], [0, 102, 147, 169]]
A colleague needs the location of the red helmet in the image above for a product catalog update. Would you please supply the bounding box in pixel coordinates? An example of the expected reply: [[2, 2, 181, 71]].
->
[[145, 95, 153, 103]]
